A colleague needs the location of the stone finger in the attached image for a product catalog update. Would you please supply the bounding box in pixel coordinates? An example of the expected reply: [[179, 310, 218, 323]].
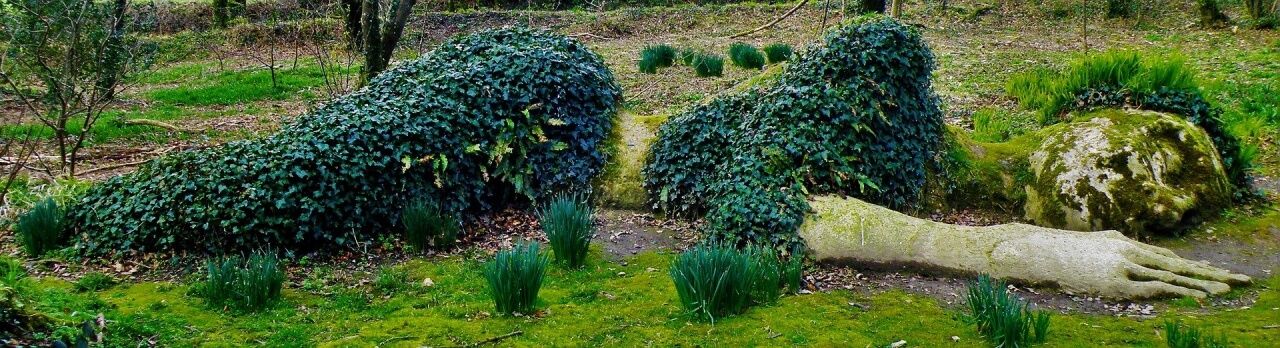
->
[[1125, 263, 1231, 295], [1128, 248, 1252, 286], [1120, 278, 1209, 299]]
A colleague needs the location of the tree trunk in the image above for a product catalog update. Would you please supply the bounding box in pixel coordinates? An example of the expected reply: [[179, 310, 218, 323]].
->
[[858, 0, 885, 13], [378, 0, 418, 69], [890, 0, 901, 17], [98, 0, 128, 100], [361, 0, 382, 82], [343, 0, 363, 50], [214, 0, 230, 27]]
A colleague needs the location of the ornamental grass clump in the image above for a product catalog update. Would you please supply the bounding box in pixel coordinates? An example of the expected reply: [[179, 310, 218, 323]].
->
[[484, 241, 548, 315], [728, 42, 765, 69], [16, 198, 66, 257], [669, 244, 786, 322], [679, 48, 697, 66], [966, 274, 1051, 347], [783, 254, 804, 294], [401, 200, 459, 251], [641, 45, 677, 68], [692, 54, 725, 77], [538, 193, 594, 269], [762, 43, 793, 64], [197, 252, 285, 312]]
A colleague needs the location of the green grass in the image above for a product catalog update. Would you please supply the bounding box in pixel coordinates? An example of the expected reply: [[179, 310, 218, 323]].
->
[[144, 65, 327, 106], [639, 44, 677, 73], [5, 250, 1280, 346], [762, 43, 793, 64], [1166, 320, 1230, 348], [971, 108, 1017, 143], [1005, 50, 1201, 125], [73, 272, 117, 293]]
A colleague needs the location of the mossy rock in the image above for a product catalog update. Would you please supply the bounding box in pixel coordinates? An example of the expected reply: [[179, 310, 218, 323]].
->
[[1023, 109, 1231, 236]]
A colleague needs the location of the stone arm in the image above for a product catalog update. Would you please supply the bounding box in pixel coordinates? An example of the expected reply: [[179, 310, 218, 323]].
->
[[798, 195, 1252, 299]]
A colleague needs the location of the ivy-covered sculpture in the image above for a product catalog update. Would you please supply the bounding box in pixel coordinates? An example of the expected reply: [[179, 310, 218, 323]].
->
[[68, 28, 621, 255], [644, 15, 945, 248]]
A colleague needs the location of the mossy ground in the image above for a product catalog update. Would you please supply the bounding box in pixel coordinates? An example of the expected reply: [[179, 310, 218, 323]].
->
[[10, 247, 1279, 346]]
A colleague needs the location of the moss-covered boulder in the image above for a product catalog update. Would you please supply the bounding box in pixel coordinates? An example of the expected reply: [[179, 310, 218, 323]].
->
[[1023, 110, 1231, 236]]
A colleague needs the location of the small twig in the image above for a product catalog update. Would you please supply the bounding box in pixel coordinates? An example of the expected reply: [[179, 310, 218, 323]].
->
[[121, 119, 203, 133], [376, 336, 416, 347], [77, 158, 156, 176], [431, 330, 523, 348], [728, 0, 811, 39], [568, 32, 614, 40]]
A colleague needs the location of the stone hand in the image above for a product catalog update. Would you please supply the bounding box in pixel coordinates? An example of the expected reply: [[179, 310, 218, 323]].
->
[[799, 195, 1251, 299]]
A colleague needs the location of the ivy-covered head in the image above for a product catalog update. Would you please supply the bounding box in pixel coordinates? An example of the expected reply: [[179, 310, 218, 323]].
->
[[644, 16, 944, 247], [69, 27, 621, 255]]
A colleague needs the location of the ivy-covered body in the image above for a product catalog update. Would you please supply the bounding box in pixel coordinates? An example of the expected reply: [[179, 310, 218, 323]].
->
[[644, 16, 946, 248], [68, 28, 621, 255]]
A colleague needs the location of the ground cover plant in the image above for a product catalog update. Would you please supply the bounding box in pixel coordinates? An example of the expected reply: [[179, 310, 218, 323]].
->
[[645, 15, 944, 247], [65, 27, 622, 255]]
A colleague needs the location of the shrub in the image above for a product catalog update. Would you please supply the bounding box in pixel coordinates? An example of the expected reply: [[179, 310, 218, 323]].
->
[[1166, 320, 1230, 348], [762, 43, 793, 64], [196, 252, 285, 312], [484, 241, 548, 315], [538, 193, 594, 269], [401, 200, 460, 252], [727, 42, 765, 70], [966, 274, 1051, 347], [68, 27, 622, 255], [1005, 51, 1252, 198], [16, 198, 66, 257], [645, 16, 944, 247], [1198, 0, 1231, 27], [669, 243, 785, 322], [692, 54, 725, 77], [73, 272, 117, 292], [1106, 0, 1135, 18]]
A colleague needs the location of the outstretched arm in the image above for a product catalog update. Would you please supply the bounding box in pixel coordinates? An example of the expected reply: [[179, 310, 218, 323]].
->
[[798, 195, 1251, 299]]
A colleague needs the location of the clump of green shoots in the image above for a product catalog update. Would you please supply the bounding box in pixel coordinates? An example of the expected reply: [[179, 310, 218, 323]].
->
[[16, 198, 66, 257], [196, 252, 286, 312], [639, 45, 677, 74], [1165, 320, 1230, 348], [484, 240, 548, 315], [669, 243, 787, 322], [692, 54, 725, 77], [728, 42, 765, 70], [538, 192, 594, 269], [762, 43, 793, 64], [402, 200, 460, 252], [966, 274, 1051, 347]]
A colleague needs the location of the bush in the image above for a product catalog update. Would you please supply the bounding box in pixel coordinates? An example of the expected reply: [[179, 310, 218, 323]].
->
[[692, 54, 725, 77], [669, 244, 785, 322], [538, 193, 594, 269], [484, 241, 548, 315], [762, 43, 793, 64], [196, 252, 285, 312], [73, 272, 117, 292], [68, 27, 622, 255], [645, 16, 944, 247], [966, 274, 1051, 347], [401, 200, 460, 252], [727, 42, 765, 70], [1166, 320, 1230, 348], [1106, 0, 1135, 18], [1005, 51, 1253, 199], [16, 198, 66, 257]]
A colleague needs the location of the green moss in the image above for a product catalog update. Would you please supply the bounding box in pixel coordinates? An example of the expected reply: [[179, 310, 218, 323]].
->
[[1023, 110, 1232, 235], [10, 251, 1280, 346], [928, 126, 1040, 213], [595, 112, 665, 210]]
